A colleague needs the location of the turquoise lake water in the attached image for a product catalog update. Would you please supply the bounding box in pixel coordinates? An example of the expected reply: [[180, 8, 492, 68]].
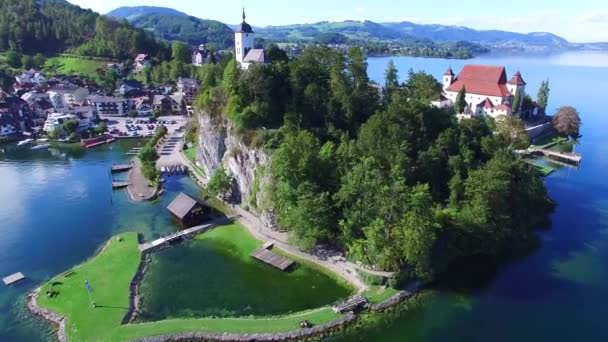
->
[[1, 51, 607, 341]]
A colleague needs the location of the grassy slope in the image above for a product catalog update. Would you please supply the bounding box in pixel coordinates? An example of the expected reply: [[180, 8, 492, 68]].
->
[[363, 286, 400, 304], [44, 57, 109, 79], [37, 225, 345, 341]]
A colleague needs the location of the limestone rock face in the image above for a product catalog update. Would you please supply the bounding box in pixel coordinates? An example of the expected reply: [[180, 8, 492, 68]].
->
[[196, 111, 277, 229]]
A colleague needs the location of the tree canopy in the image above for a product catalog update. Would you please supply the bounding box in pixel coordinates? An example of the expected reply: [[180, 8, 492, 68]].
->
[[553, 106, 582, 139]]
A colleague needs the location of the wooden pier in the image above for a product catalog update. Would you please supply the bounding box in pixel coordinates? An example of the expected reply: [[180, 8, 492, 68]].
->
[[111, 164, 132, 173], [251, 243, 295, 271], [3, 272, 25, 286], [333, 296, 368, 313], [112, 181, 130, 189], [538, 149, 582, 165]]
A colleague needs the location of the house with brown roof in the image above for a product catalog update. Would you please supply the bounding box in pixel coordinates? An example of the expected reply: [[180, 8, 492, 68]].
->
[[442, 65, 526, 117], [167, 193, 211, 228]]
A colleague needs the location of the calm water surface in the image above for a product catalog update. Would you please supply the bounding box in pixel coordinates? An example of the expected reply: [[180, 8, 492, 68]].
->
[[1, 51, 607, 341]]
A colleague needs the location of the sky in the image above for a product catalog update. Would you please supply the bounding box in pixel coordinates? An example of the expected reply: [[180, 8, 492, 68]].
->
[[67, 0, 608, 42]]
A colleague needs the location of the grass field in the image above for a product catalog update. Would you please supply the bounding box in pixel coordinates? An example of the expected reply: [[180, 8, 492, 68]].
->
[[363, 286, 401, 304], [36, 225, 346, 341], [44, 57, 109, 79]]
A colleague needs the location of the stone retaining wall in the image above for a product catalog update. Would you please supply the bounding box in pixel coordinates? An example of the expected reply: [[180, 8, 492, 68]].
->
[[123, 253, 151, 324], [369, 281, 424, 312], [130, 313, 357, 342]]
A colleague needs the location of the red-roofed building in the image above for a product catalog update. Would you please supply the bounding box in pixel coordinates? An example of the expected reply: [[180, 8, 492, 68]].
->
[[442, 64, 526, 117]]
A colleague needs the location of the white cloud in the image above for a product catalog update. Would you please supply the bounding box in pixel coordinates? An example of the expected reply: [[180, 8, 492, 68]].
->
[[576, 12, 608, 23]]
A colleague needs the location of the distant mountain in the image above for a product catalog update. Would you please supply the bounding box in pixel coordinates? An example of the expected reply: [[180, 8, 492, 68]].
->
[[107, 8, 233, 49], [256, 20, 575, 52], [381, 22, 571, 51], [107, 6, 188, 21]]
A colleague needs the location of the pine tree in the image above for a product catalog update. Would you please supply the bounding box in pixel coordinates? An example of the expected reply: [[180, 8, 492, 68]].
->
[[537, 80, 550, 115], [455, 87, 467, 114], [512, 88, 522, 114], [384, 60, 399, 99]]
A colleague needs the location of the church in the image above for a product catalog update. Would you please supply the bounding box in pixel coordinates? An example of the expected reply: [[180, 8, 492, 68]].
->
[[441, 64, 526, 118], [234, 9, 265, 70]]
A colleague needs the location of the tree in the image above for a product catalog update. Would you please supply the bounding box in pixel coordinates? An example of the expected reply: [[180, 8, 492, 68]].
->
[[63, 119, 80, 133], [512, 88, 523, 114], [128, 110, 139, 118], [384, 60, 399, 101], [553, 106, 582, 139], [207, 167, 233, 198], [267, 46, 289, 64], [21, 55, 35, 70], [454, 86, 467, 114], [33, 53, 46, 68], [406, 70, 442, 104], [171, 41, 191, 64], [94, 122, 107, 135], [5, 50, 21, 68], [537, 80, 550, 115], [494, 116, 530, 150]]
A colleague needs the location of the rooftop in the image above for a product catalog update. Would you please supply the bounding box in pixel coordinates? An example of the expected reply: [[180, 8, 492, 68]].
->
[[167, 193, 200, 219], [446, 64, 513, 97]]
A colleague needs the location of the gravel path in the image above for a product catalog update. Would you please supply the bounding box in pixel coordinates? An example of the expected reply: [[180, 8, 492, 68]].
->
[[127, 158, 157, 202]]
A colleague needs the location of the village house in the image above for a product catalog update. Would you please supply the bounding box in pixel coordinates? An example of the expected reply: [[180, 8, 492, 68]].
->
[[133, 54, 152, 73], [48, 85, 89, 110], [21, 92, 53, 125], [192, 44, 211, 66], [119, 80, 144, 96], [131, 97, 153, 116], [15, 69, 46, 87], [0, 92, 31, 134], [234, 9, 265, 70], [176, 77, 200, 99], [87, 95, 128, 116], [153, 95, 184, 115], [441, 65, 526, 118], [43, 108, 93, 133]]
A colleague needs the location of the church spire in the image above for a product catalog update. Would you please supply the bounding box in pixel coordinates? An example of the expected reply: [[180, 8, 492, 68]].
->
[[242, 6, 246, 22]]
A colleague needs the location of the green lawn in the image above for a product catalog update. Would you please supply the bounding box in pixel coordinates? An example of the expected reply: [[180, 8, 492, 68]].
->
[[363, 286, 401, 304], [44, 57, 109, 79], [36, 226, 346, 341]]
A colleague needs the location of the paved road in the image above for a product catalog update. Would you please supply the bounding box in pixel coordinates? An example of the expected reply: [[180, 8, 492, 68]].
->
[[127, 158, 157, 202], [156, 133, 185, 169]]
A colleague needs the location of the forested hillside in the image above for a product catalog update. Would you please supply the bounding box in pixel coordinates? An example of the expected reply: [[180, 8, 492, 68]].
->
[[0, 0, 169, 59], [195, 48, 555, 281]]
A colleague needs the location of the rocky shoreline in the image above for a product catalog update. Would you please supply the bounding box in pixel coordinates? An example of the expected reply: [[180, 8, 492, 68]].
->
[[27, 289, 67, 342]]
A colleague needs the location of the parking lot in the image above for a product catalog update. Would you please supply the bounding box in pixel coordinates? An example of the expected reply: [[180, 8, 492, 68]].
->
[[101, 115, 189, 137]]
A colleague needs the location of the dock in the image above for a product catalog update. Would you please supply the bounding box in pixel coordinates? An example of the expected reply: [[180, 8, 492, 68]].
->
[[3, 272, 25, 286], [112, 181, 130, 189], [333, 296, 368, 313], [138, 216, 237, 253], [251, 243, 295, 271], [111, 164, 132, 173], [538, 149, 582, 165]]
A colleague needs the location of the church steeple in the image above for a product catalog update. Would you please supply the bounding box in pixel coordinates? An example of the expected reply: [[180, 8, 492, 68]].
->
[[243, 6, 246, 22]]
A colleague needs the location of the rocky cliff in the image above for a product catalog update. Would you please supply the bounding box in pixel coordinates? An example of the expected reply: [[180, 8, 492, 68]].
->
[[195, 111, 276, 229]]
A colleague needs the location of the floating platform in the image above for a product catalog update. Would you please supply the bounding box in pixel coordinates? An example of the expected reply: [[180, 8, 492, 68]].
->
[[111, 164, 132, 173], [112, 181, 130, 189], [251, 248, 295, 271], [3, 272, 25, 286]]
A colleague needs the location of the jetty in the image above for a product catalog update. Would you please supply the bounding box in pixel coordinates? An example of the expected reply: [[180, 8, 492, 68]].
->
[[81, 134, 115, 149], [140, 222, 218, 253], [251, 242, 295, 271], [111, 164, 132, 173], [3, 272, 25, 286], [112, 181, 130, 189], [537, 149, 582, 165], [333, 296, 368, 313]]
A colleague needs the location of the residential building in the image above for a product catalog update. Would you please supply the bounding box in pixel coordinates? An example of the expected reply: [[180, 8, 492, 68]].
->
[[234, 9, 265, 70], [88, 95, 128, 116], [153, 95, 184, 115], [192, 44, 210, 66], [442, 65, 526, 118], [0, 92, 30, 132], [48, 85, 89, 110], [134, 54, 152, 73], [15, 69, 46, 86], [176, 77, 200, 99], [119, 80, 144, 96], [132, 97, 153, 116], [43, 113, 79, 133]]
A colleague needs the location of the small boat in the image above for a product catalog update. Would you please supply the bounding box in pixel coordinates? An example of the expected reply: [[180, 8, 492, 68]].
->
[[31, 144, 51, 151], [17, 139, 34, 146], [36, 138, 49, 143], [161, 166, 166, 173]]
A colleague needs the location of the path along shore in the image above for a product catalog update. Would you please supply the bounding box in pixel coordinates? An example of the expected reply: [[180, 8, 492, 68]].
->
[[127, 158, 158, 202], [179, 151, 394, 292]]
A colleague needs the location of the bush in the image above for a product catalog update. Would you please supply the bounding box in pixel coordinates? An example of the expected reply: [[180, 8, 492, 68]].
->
[[357, 270, 388, 286]]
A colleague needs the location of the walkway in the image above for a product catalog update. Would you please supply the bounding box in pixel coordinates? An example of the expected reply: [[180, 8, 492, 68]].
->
[[127, 158, 157, 202], [156, 133, 185, 170], [179, 150, 394, 292]]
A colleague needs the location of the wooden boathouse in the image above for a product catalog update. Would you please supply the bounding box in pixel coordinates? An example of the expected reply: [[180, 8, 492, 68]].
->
[[167, 192, 211, 228]]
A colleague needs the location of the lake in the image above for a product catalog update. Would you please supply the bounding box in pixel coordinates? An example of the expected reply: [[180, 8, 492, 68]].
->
[[1, 51, 607, 341]]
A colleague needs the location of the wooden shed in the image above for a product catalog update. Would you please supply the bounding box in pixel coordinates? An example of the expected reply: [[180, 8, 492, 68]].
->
[[167, 193, 211, 228]]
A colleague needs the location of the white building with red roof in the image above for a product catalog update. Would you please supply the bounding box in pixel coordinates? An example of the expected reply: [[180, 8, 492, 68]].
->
[[442, 65, 526, 117]]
